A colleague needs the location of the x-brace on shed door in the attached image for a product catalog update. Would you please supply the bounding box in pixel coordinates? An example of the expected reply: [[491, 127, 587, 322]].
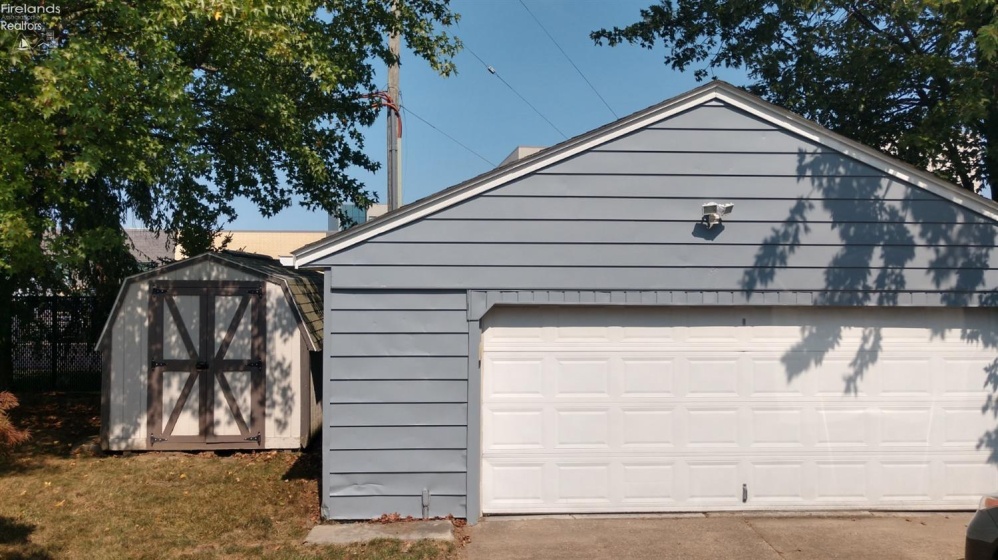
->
[[147, 281, 266, 449]]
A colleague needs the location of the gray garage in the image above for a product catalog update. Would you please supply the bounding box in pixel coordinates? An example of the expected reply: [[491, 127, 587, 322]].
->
[[292, 81, 998, 523]]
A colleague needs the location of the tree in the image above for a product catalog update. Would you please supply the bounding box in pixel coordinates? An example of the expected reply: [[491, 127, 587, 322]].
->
[[0, 1, 460, 387], [593, 1, 998, 198], [0, 392, 29, 453]]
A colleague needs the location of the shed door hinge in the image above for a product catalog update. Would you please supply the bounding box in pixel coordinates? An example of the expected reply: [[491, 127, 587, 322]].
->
[[151, 360, 166, 368], [151, 287, 167, 295], [245, 433, 261, 444], [150, 435, 167, 445], [247, 288, 263, 297]]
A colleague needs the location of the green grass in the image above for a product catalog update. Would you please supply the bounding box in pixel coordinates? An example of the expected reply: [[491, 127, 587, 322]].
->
[[0, 393, 458, 560]]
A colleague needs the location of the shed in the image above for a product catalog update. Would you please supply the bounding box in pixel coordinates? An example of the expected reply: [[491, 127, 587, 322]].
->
[[98, 251, 323, 451], [293, 81, 998, 522]]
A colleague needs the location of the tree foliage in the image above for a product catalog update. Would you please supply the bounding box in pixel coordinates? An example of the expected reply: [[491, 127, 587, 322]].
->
[[593, 1, 998, 198], [0, 0, 460, 297], [0, 392, 29, 452]]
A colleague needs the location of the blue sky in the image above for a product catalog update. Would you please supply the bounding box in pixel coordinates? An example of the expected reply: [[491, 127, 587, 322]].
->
[[220, 0, 748, 231]]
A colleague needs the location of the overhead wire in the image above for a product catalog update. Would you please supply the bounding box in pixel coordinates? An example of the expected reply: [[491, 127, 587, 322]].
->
[[402, 105, 497, 167], [517, 0, 619, 120], [463, 44, 569, 140]]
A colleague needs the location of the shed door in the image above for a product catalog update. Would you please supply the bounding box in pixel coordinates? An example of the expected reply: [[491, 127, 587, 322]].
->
[[481, 306, 998, 514], [147, 282, 266, 449]]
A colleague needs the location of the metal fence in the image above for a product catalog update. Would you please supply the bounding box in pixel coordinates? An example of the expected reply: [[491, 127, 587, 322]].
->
[[11, 295, 103, 391]]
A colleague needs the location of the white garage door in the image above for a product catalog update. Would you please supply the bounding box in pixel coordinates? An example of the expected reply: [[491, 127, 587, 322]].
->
[[481, 306, 998, 513]]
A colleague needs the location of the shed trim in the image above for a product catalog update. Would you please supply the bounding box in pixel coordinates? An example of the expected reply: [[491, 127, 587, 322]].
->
[[292, 81, 998, 267], [96, 251, 321, 351]]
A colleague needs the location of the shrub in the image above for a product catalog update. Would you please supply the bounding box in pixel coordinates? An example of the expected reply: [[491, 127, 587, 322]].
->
[[0, 392, 29, 452]]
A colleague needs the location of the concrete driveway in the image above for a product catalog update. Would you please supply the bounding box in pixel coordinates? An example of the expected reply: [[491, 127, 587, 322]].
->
[[464, 513, 973, 560]]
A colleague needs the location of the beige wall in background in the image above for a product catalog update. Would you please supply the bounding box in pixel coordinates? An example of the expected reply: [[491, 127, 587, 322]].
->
[[175, 231, 328, 260]]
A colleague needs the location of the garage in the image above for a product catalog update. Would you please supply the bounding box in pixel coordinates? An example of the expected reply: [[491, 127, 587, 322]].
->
[[481, 306, 998, 513], [292, 81, 998, 522]]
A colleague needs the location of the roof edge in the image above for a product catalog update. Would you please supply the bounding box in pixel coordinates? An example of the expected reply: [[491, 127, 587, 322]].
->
[[292, 81, 724, 267], [293, 80, 998, 267]]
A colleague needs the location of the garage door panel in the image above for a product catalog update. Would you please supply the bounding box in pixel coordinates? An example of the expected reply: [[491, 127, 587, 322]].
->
[[481, 306, 998, 513], [486, 358, 544, 398], [484, 409, 544, 450], [944, 461, 998, 499], [621, 358, 674, 396], [688, 462, 742, 502], [555, 409, 611, 448], [751, 463, 806, 502], [751, 409, 804, 446], [621, 463, 675, 503], [555, 359, 610, 396], [880, 360, 932, 396], [880, 462, 932, 500], [687, 358, 741, 396], [880, 409, 933, 446], [621, 409, 674, 447], [687, 409, 740, 446], [815, 462, 870, 501]]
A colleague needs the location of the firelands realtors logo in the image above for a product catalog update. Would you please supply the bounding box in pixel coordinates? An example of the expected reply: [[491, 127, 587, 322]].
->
[[1, 3, 59, 31], [1, 3, 60, 51]]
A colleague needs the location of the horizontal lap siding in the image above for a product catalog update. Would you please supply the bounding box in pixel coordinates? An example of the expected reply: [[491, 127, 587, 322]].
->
[[318, 102, 998, 521], [325, 289, 468, 519], [319, 105, 995, 297]]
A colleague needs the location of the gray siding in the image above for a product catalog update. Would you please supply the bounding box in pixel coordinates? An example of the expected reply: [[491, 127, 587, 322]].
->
[[318, 101, 998, 522], [317, 105, 996, 296], [325, 289, 468, 519]]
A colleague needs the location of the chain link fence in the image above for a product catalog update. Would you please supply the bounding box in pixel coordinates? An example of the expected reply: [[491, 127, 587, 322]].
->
[[11, 295, 103, 391]]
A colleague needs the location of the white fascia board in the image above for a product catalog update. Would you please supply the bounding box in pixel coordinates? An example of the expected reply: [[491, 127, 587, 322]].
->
[[294, 85, 998, 268], [716, 91, 998, 222], [293, 91, 720, 267]]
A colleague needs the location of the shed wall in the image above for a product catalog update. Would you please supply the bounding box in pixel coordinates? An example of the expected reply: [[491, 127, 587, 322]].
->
[[105, 261, 310, 450], [314, 101, 998, 519]]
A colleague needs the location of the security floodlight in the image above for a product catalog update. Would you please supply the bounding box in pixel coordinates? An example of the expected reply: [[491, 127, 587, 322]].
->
[[702, 202, 734, 229]]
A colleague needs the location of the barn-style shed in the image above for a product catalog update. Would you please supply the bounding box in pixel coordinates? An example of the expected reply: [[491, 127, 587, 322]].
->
[[293, 81, 998, 523], [97, 251, 322, 451]]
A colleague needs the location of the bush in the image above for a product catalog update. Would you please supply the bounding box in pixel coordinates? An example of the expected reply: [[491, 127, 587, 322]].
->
[[0, 392, 29, 452]]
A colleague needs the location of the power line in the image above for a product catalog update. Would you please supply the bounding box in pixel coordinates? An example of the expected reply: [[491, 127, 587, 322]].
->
[[402, 106, 497, 167], [463, 44, 569, 140], [517, 0, 618, 120]]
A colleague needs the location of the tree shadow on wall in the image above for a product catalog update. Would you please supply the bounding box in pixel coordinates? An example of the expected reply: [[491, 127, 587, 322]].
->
[[740, 147, 998, 459]]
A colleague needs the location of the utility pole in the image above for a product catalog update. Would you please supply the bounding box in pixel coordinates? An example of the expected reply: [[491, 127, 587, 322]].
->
[[386, 24, 402, 211]]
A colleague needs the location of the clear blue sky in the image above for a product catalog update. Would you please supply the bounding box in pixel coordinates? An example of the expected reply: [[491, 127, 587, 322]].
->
[[223, 0, 747, 231]]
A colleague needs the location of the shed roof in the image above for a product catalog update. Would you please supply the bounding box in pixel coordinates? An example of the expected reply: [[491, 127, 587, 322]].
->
[[96, 251, 323, 350], [292, 80, 998, 268]]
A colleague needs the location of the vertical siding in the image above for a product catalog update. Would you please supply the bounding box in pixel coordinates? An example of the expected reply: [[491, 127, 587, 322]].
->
[[264, 280, 305, 448], [109, 281, 149, 450], [324, 290, 469, 519]]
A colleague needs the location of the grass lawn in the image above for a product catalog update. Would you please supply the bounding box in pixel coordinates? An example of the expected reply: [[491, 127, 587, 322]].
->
[[0, 393, 460, 560]]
